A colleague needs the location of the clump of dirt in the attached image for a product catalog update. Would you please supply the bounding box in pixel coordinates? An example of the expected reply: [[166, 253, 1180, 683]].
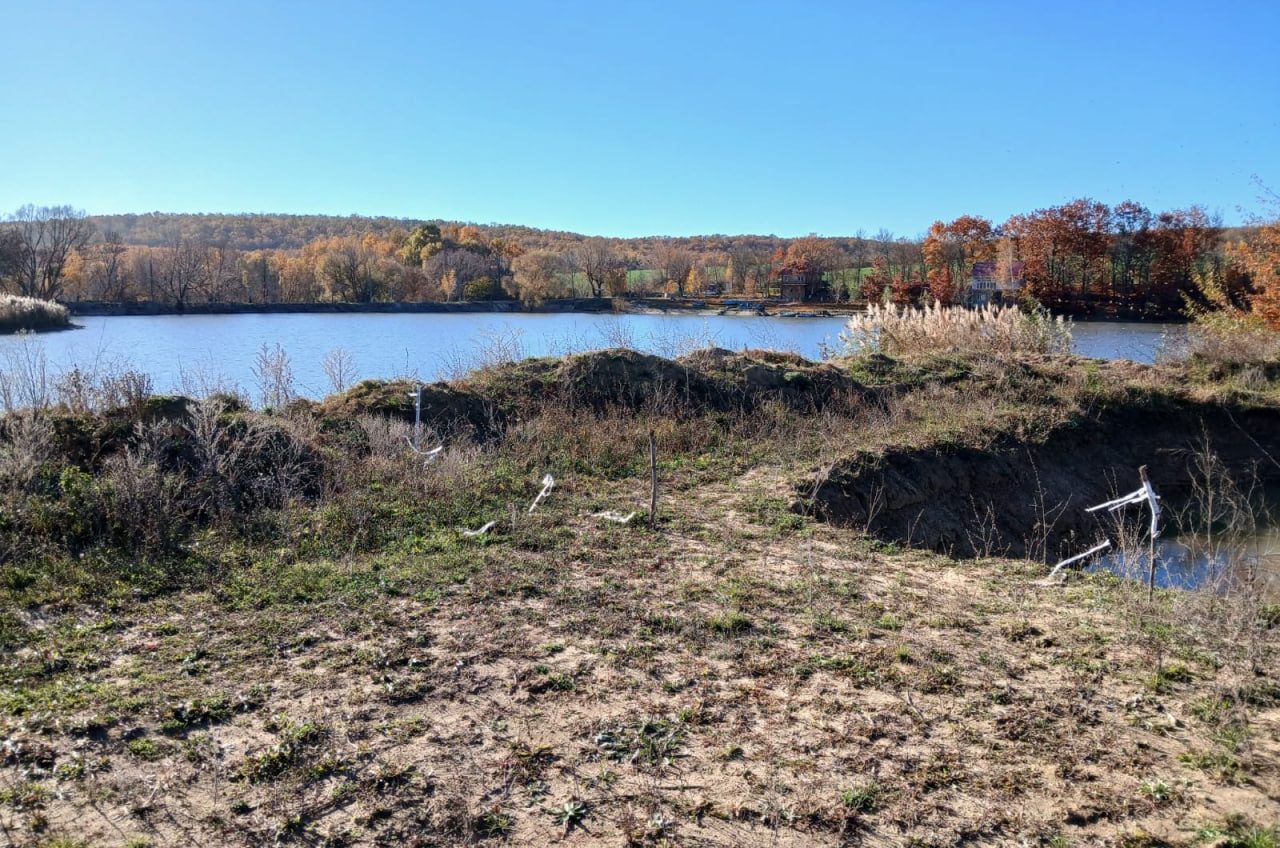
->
[[808, 400, 1280, 558]]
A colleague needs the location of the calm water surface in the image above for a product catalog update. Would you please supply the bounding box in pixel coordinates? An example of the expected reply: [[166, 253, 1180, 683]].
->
[[1093, 527, 1280, 598], [3, 312, 1183, 398]]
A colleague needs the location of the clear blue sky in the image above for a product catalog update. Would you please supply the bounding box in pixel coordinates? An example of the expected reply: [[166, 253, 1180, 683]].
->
[[2, 0, 1277, 237]]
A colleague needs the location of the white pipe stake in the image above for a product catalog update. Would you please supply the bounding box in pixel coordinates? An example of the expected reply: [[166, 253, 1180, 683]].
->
[[1044, 539, 1112, 580], [462, 520, 497, 537], [528, 474, 555, 514], [593, 510, 637, 524]]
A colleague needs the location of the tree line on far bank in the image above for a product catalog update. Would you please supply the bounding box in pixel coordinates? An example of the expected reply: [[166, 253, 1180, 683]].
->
[[0, 197, 1277, 324]]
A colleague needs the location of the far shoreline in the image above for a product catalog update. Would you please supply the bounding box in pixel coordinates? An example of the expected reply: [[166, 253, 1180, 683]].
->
[[60, 298, 1188, 324]]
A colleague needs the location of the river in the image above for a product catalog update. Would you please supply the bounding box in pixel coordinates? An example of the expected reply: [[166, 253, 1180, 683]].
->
[[0, 312, 1184, 398]]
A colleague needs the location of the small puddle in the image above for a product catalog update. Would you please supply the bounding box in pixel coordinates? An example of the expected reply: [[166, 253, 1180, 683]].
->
[[1090, 526, 1280, 598]]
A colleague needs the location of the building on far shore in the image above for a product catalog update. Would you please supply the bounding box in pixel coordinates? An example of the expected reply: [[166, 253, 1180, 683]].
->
[[774, 264, 829, 302], [969, 260, 1025, 305]]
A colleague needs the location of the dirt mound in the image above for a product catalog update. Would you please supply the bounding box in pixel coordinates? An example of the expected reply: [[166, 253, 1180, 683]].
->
[[467, 348, 870, 416], [316, 378, 498, 436], [679, 347, 869, 409], [808, 400, 1280, 559]]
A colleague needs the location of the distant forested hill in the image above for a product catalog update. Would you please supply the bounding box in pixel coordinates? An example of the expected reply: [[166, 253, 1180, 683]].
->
[[90, 212, 436, 250], [85, 212, 796, 255]]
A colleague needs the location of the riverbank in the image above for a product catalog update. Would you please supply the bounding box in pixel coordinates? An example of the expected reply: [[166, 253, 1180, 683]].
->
[[62, 296, 851, 318], [65, 297, 606, 316], [1, 350, 1276, 846]]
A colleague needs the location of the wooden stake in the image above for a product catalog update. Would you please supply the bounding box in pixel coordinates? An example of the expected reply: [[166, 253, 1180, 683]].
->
[[648, 429, 658, 531]]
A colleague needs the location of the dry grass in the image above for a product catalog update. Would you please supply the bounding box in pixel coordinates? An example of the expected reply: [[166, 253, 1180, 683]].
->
[[1164, 311, 1280, 370], [0, 295, 70, 334], [0, 349, 1276, 847], [839, 302, 1073, 357]]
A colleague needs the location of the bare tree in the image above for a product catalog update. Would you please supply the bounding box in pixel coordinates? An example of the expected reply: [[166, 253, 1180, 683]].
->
[[571, 237, 622, 298], [156, 231, 204, 309], [252, 343, 295, 409], [87, 230, 130, 301], [198, 242, 239, 302], [726, 244, 765, 295], [6, 204, 94, 300], [424, 248, 500, 301], [653, 241, 695, 295], [0, 228, 25, 288], [317, 239, 379, 302], [322, 347, 357, 394]]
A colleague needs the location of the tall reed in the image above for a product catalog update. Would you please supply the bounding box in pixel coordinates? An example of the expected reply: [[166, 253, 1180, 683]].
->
[[838, 303, 1073, 357], [0, 294, 70, 333]]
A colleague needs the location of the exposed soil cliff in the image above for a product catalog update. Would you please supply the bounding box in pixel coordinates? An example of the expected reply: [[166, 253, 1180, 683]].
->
[[809, 399, 1280, 558]]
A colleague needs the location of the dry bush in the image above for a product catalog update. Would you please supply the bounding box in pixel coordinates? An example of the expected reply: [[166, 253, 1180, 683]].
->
[[185, 399, 317, 519], [177, 360, 246, 403], [101, 427, 189, 553], [54, 365, 153, 415], [0, 332, 51, 413], [441, 327, 526, 380], [322, 347, 357, 394], [0, 294, 70, 332], [0, 414, 53, 493], [357, 414, 416, 461], [252, 342, 296, 410], [838, 303, 1073, 357], [1163, 311, 1280, 369]]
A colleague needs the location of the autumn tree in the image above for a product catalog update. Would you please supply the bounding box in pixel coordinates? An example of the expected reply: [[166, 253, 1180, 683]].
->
[[1005, 200, 1110, 309], [1229, 184, 1280, 328], [603, 267, 629, 297], [927, 266, 957, 305], [426, 248, 503, 301], [863, 256, 891, 303], [506, 250, 565, 305], [921, 216, 995, 306], [399, 224, 443, 266], [685, 264, 706, 295]]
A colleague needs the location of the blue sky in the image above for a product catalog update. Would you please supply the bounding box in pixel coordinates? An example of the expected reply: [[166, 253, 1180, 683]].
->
[[1, 0, 1277, 237]]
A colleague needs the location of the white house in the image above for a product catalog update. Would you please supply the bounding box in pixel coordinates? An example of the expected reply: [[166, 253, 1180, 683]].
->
[[969, 261, 1025, 305]]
